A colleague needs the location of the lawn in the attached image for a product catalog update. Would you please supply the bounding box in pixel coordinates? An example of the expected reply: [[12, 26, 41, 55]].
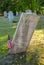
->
[[27, 15, 44, 65], [0, 15, 44, 65], [0, 16, 20, 59]]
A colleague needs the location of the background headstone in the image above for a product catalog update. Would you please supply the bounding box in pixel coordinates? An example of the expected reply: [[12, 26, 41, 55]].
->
[[25, 10, 32, 14], [8, 11, 14, 23], [19, 12, 22, 16], [4, 11, 7, 18], [16, 11, 19, 16]]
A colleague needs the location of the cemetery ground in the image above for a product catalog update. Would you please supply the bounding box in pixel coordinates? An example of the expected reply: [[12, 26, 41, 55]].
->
[[0, 15, 44, 65]]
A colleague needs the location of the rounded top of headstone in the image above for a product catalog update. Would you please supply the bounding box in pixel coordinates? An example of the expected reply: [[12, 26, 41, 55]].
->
[[25, 9, 32, 14]]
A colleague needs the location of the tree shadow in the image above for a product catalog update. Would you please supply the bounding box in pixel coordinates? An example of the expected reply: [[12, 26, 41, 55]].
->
[[0, 49, 40, 65], [25, 49, 40, 65]]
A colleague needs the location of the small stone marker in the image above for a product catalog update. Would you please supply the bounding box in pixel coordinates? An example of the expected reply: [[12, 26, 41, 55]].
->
[[25, 10, 32, 14], [4, 11, 7, 18], [8, 11, 14, 23], [16, 11, 19, 16]]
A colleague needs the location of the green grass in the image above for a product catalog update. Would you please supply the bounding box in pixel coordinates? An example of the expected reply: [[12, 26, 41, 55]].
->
[[0, 16, 20, 40], [0, 15, 44, 65], [27, 15, 44, 65], [0, 16, 20, 59]]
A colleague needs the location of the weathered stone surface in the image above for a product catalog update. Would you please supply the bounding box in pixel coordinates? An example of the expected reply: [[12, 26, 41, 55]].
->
[[10, 13, 39, 54]]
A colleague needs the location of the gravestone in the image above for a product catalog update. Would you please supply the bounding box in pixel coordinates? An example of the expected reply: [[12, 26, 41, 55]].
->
[[10, 13, 39, 54], [4, 11, 7, 18], [25, 10, 32, 14], [16, 11, 19, 16], [19, 12, 22, 16], [8, 11, 14, 23]]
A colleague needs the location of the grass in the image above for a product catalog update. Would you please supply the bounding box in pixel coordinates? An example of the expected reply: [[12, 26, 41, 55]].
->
[[0, 15, 44, 65], [27, 15, 44, 65], [0, 16, 20, 59]]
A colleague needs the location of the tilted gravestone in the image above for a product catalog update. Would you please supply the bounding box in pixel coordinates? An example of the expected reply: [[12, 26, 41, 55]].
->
[[10, 13, 39, 54]]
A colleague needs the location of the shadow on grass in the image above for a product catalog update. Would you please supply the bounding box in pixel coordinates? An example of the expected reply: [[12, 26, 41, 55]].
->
[[27, 50, 39, 65], [0, 49, 40, 65], [0, 43, 44, 65]]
